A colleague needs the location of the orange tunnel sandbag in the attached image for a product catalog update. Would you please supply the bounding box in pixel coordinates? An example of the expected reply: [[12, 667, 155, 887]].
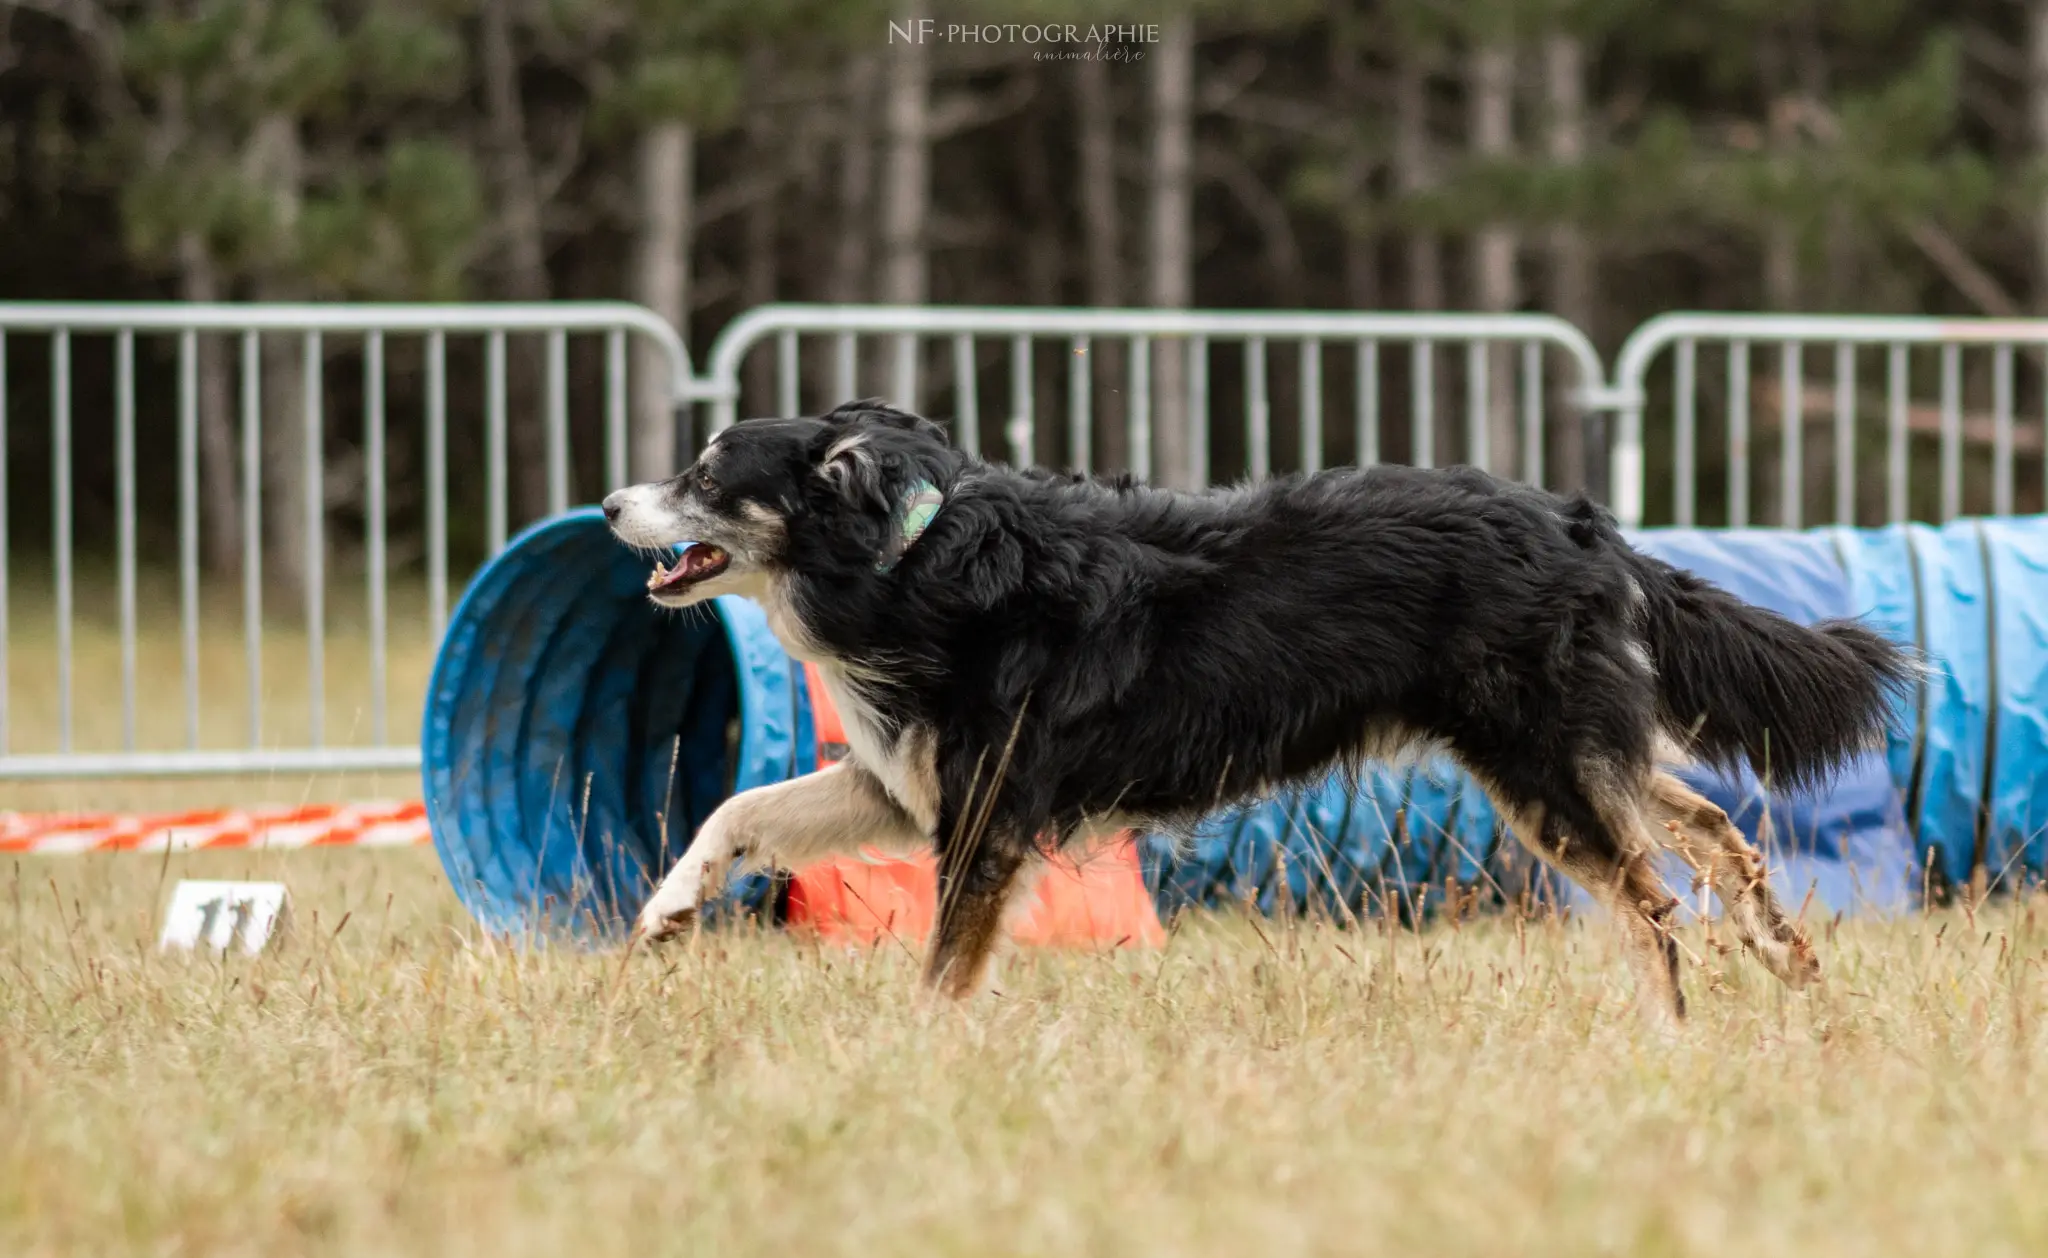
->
[[786, 663, 1164, 949]]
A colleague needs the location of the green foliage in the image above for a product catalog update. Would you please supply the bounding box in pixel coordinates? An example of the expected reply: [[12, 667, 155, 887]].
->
[[592, 51, 743, 133], [95, 0, 481, 298], [344, 3, 467, 109], [298, 139, 483, 299], [586, 0, 843, 132], [1364, 1, 1993, 302], [5, 0, 2045, 321]]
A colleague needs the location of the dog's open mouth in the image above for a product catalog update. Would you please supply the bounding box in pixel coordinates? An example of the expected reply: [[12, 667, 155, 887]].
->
[[648, 543, 730, 593]]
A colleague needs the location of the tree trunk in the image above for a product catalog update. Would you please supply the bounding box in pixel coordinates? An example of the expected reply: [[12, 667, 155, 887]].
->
[[880, 16, 930, 410], [743, 112, 780, 411], [1759, 33, 1800, 312], [1763, 214, 1797, 308], [480, 0, 553, 520], [1148, 16, 1195, 488], [630, 122, 690, 479], [177, 233, 240, 574], [2033, 2, 2048, 310], [880, 25, 929, 306], [1343, 225, 1381, 310], [1019, 72, 1062, 465], [1394, 56, 1443, 312], [1334, 24, 1380, 315], [247, 112, 306, 598], [1076, 52, 1127, 470], [1544, 32, 1592, 493], [1471, 43, 1519, 477], [832, 56, 879, 305]]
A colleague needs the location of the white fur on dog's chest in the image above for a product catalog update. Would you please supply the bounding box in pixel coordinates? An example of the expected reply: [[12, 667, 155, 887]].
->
[[811, 663, 940, 835]]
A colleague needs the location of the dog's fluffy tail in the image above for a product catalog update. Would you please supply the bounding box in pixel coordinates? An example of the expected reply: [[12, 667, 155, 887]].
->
[[1624, 550, 1915, 791]]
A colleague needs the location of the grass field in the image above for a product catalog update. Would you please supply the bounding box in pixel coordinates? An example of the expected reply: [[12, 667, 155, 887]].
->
[[7, 578, 2048, 1255], [4, 845, 2046, 1258]]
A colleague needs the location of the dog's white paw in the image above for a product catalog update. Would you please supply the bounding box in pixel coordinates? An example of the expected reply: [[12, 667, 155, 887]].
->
[[633, 870, 705, 944]]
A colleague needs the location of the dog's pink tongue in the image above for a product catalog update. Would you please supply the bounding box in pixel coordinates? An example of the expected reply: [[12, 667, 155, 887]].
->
[[651, 543, 725, 591]]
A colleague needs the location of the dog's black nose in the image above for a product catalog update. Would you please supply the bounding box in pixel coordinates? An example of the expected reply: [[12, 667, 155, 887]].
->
[[601, 492, 623, 525]]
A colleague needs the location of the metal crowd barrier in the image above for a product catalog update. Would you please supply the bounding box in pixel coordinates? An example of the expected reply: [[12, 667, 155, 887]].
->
[[1611, 313, 2048, 528], [8, 300, 2048, 783], [0, 303, 691, 780]]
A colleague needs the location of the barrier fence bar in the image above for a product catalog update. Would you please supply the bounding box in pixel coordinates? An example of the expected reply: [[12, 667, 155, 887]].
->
[[1674, 339, 1696, 526], [305, 331, 325, 748], [1464, 341, 1489, 474], [0, 330, 6, 755], [241, 331, 261, 746], [1009, 334, 1032, 466], [1246, 336, 1269, 481], [776, 329, 799, 420], [1128, 335, 1151, 483], [1411, 341, 1434, 469], [1520, 341, 1543, 486], [178, 332, 200, 748], [486, 330, 507, 554], [116, 330, 137, 749], [1070, 335, 1092, 474], [1300, 338, 1322, 475], [1779, 342, 1801, 528], [1834, 344, 1855, 526], [545, 329, 569, 515], [426, 331, 448, 640], [52, 330, 71, 752], [833, 333, 856, 407], [1940, 343, 1962, 522], [1994, 344, 2015, 517], [1727, 339, 1750, 528], [1355, 340, 1379, 467], [606, 329, 629, 493], [366, 330, 389, 745], [952, 334, 978, 457], [1889, 344, 1909, 524]]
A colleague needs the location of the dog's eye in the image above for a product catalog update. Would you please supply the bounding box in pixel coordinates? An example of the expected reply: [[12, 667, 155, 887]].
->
[[696, 466, 715, 492]]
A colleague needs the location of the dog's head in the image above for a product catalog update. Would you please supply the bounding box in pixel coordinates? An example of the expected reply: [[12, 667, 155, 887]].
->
[[602, 399, 956, 608]]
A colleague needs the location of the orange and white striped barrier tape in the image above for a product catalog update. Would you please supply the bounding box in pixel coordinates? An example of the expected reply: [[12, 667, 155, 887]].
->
[[3, 798, 1165, 947], [0, 801, 431, 855]]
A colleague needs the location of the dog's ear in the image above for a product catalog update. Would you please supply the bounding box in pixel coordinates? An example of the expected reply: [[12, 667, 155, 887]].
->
[[821, 398, 949, 441], [817, 431, 893, 512], [821, 397, 894, 425], [815, 430, 946, 571]]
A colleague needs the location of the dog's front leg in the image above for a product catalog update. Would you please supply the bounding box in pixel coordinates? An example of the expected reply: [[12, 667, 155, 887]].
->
[[632, 762, 923, 943]]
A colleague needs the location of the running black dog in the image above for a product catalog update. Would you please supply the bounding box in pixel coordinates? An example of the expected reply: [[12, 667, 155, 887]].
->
[[602, 400, 1911, 1020]]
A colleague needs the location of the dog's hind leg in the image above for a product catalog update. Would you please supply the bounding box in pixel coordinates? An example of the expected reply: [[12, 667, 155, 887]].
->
[[1644, 771, 1819, 989], [632, 762, 924, 943], [925, 836, 1040, 1000], [1486, 785, 1688, 1026]]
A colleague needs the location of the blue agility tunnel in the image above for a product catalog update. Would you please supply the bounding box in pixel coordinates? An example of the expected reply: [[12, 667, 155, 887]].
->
[[422, 510, 2048, 937], [422, 509, 813, 938]]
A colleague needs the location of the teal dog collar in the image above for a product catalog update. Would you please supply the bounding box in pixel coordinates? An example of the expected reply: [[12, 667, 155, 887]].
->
[[876, 480, 943, 573]]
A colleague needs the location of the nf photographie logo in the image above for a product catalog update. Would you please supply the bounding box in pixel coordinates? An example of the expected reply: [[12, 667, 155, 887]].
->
[[888, 19, 1160, 61]]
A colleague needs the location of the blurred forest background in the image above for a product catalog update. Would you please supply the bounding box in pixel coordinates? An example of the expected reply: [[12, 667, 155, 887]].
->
[[3, 0, 2047, 578]]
